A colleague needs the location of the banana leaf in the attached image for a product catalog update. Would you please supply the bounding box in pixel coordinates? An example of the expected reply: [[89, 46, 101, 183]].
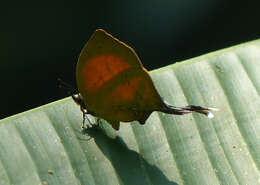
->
[[0, 39, 260, 185]]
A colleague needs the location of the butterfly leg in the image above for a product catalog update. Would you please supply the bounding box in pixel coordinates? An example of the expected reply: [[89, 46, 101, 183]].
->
[[80, 106, 99, 129], [72, 93, 96, 129], [96, 117, 102, 126], [80, 106, 88, 129]]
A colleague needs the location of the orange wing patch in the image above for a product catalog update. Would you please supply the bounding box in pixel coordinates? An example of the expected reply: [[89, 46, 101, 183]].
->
[[82, 55, 131, 93], [109, 77, 141, 103]]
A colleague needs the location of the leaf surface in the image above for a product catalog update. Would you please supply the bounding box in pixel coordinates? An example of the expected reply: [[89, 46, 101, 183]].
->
[[1, 40, 260, 185]]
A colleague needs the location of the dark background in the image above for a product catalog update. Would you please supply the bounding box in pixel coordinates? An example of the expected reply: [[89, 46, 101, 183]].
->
[[1, 1, 260, 119]]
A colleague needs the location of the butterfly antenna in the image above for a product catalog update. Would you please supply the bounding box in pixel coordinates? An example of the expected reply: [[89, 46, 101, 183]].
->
[[57, 78, 78, 95]]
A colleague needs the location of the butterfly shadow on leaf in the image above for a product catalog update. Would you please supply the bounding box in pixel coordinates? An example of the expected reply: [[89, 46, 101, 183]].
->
[[81, 125, 179, 185]]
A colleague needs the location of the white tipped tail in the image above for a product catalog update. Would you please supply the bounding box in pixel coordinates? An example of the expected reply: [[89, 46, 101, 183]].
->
[[207, 112, 214, 118], [162, 101, 219, 119], [206, 107, 219, 119]]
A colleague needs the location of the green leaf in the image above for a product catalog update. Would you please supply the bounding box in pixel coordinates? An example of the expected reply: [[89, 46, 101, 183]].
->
[[1, 39, 260, 185]]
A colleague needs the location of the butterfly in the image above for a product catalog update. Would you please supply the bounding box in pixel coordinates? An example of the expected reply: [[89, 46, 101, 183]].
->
[[72, 29, 217, 130]]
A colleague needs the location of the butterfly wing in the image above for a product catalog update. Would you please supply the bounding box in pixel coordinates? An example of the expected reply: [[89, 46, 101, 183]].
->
[[76, 29, 164, 123]]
